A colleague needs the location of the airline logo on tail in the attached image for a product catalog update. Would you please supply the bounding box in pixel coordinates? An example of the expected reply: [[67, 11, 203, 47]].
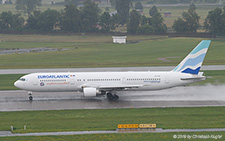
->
[[173, 40, 211, 75]]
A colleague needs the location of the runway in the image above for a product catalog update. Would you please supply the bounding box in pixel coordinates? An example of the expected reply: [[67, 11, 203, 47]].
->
[[0, 85, 225, 111], [1, 128, 225, 137], [1, 65, 225, 74], [0, 65, 225, 111]]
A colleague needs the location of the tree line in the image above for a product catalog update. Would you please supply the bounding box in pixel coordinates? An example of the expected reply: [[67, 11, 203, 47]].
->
[[0, 0, 166, 34], [0, 0, 224, 35], [173, 3, 225, 35], [0, 0, 110, 33], [147, 0, 221, 4]]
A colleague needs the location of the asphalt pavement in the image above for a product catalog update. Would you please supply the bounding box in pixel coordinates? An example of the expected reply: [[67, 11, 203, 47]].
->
[[0, 85, 225, 111], [1, 128, 225, 137], [1, 65, 225, 74]]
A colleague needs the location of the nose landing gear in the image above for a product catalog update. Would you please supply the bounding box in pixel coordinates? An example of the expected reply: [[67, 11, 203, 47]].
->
[[28, 92, 33, 101]]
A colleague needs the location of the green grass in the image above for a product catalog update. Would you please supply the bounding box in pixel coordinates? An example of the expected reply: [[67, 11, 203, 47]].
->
[[0, 34, 162, 43], [0, 4, 64, 18], [0, 5, 17, 14], [0, 107, 225, 133], [0, 35, 225, 69], [1, 132, 225, 140], [0, 70, 225, 90], [41, 0, 64, 5], [0, 74, 23, 90]]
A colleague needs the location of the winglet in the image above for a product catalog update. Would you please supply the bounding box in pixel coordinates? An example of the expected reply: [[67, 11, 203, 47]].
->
[[173, 40, 211, 75]]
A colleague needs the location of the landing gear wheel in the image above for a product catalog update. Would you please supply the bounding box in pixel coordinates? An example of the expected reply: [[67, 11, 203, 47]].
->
[[114, 95, 119, 101], [107, 93, 119, 101], [107, 93, 112, 100], [29, 96, 33, 101], [28, 92, 33, 101]]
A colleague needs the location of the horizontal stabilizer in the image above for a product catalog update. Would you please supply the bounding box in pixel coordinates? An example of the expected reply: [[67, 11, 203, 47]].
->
[[180, 77, 205, 80]]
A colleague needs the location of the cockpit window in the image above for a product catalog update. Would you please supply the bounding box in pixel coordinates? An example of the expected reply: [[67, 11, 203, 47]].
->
[[19, 78, 26, 81]]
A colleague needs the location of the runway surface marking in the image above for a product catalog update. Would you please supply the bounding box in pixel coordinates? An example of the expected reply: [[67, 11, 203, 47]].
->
[[1, 128, 225, 137]]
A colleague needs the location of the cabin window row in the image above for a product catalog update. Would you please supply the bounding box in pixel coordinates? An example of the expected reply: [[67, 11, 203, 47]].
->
[[127, 78, 161, 81], [87, 79, 121, 81]]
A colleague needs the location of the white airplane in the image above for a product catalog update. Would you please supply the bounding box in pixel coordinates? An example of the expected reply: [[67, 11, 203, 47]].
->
[[14, 40, 211, 101]]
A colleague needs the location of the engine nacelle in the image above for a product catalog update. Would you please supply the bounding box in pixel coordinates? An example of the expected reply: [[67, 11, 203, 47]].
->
[[83, 88, 97, 97]]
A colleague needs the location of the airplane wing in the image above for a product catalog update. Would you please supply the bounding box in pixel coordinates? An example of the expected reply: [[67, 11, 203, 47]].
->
[[98, 85, 143, 90], [82, 84, 143, 91]]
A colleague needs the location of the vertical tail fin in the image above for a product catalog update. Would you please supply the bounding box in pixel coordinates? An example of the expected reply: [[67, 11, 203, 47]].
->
[[173, 40, 211, 74]]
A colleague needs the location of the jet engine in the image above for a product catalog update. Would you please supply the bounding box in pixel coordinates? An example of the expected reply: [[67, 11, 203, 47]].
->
[[83, 87, 97, 97]]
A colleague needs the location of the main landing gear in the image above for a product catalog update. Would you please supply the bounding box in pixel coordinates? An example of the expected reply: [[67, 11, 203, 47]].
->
[[107, 92, 119, 101], [28, 92, 33, 101]]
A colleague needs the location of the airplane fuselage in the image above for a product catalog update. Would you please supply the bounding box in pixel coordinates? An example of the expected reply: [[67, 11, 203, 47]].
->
[[14, 71, 203, 92]]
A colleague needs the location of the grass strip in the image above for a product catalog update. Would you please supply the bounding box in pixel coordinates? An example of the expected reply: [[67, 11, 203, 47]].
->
[[1, 37, 225, 69], [1, 132, 225, 140], [0, 107, 225, 133]]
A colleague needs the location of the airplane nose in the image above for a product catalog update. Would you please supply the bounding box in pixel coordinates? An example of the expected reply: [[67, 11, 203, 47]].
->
[[14, 81, 23, 89], [14, 81, 19, 88]]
